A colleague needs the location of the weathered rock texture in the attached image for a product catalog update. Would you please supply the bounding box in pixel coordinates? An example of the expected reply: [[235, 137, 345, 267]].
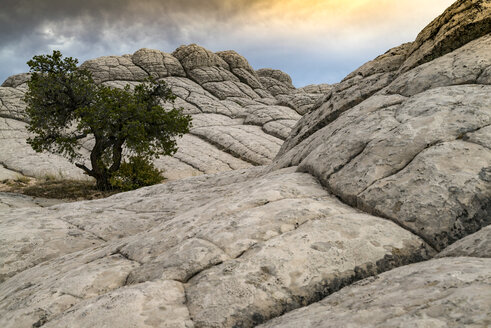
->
[[259, 257, 491, 328], [0, 1, 490, 327], [0, 168, 435, 327], [437, 225, 491, 258], [0, 45, 325, 182]]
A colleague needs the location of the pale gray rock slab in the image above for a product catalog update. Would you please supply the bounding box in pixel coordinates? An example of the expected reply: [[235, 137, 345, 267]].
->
[[172, 44, 229, 72], [190, 113, 244, 128], [171, 96, 202, 115], [358, 140, 491, 251], [437, 225, 491, 258], [278, 71, 398, 156], [191, 125, 284, 165], [42, 280, 193, 328], [0, 165, 21, 181], [80, 55, 148, 83], [0, 187, 199, 283], [280, 27, 490, 158], [326, 85, 490, 202], [188, 66, 239, 84], [162, 76, 211, 97], [185, 212, 432, 327], [273, 94, 407, 170], [0, 167, 433, 327], [243, 105, 301, 126], [0, 87, 27, 122], [253, 88, 276, 100], [299, 83, 332, 94], [0, 117, 90, 180], [153, 156, 203, 181], [281, 85, 491, 251], [0, 192, 63, 210], [170, 134, 252, 174], [0, 246, 139, 328], [259, 257, 491, 328], [383, 34, 491, 97], [258, 76, 295, 96], [276, 90, 325, 115], [343, 43, 412, 81], [123, 171, 349, 283], [1, 73, 31, 88], [275, 84, 490, 252], [232, 67, 263, 89], [119, 169, 332, 261], [216, 50, 263, 89], [256, 68, 294, 88], [262, 119, 297, 140], [225, 96, 265, 107], [101, 80, 141, 90], [0, 167, 267, 281], [202, 80, 260, 100], [0, 208, 104, 283], [185, 91, 239, 117], [131, 48, 185, 78], [278, 42, 412, 156], [399, 0, 491, 72], [465, 124, 491, 149]]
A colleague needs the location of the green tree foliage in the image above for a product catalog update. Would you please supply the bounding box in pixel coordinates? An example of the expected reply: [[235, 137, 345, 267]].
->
[[24, 50, 192, 190]]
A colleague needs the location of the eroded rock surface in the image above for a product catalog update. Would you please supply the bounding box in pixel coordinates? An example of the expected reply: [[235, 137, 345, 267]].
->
[[437, 225, 491, 258], [0, 168, 434, 327], [259, 257, 491, 328]]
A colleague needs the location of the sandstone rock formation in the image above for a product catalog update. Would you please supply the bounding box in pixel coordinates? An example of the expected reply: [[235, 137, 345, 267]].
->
[[0, 0, 490, 327], [0, 45, 325, 182]]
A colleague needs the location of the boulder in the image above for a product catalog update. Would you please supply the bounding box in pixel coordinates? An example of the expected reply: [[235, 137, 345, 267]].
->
[[80, 55, 148, 83]]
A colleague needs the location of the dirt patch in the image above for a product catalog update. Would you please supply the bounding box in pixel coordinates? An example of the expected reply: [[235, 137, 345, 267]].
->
[[0, 177, 119, 201]]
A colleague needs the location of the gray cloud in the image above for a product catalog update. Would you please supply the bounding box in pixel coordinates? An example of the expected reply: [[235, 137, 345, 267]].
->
[[0, 0, 455, 86]]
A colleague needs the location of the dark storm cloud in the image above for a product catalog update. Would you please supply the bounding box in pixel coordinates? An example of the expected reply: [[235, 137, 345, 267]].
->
[[0, 0, 261, 47], [0, 0, 269, 83]]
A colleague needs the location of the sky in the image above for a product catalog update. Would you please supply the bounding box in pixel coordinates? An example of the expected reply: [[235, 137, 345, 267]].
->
[[0, 0, 456, 87]]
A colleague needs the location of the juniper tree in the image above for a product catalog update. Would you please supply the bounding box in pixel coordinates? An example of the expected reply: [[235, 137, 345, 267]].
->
[[24, 50, 191, 190]]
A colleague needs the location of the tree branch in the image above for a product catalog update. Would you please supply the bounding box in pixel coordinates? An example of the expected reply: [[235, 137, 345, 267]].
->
[[74, 132, 88, 140], [75, 163, 93, 176]]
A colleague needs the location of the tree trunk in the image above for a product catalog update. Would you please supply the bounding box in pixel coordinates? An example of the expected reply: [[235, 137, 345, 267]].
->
[[90, 135, 112, 191], [95, 173, 112, 191]]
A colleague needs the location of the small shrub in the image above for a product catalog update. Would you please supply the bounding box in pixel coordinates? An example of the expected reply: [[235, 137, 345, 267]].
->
[[110, 156, 164, 191]]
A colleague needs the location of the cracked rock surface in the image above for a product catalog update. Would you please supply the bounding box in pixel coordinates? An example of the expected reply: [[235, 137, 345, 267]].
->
[[258, 257, 491, 328], [0, 168, 435, 327], [0, 1, 490, 327]]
